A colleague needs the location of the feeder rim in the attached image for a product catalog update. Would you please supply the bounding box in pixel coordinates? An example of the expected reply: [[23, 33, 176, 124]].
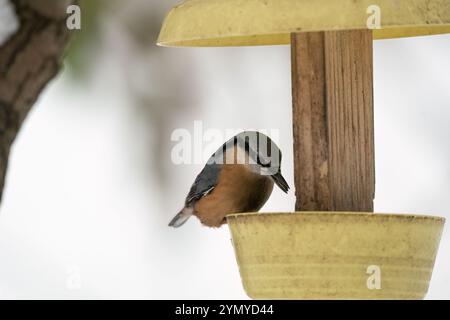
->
[[226, 212, 445, 223], [157, 25, 450, 47], [158, 0, 450, 47]]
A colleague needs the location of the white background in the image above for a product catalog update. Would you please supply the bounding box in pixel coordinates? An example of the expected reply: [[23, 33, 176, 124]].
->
[[0, 1, 449, 299]]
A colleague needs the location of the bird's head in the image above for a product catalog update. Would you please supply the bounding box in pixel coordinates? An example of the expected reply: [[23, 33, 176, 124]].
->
[[235, 131, 290, 193]]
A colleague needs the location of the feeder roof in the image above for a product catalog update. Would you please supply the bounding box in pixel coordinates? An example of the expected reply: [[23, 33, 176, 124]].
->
[[157, 0, 450, 47]]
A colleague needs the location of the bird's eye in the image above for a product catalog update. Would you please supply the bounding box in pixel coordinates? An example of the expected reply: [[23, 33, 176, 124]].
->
[[257, 156, 271, 168]]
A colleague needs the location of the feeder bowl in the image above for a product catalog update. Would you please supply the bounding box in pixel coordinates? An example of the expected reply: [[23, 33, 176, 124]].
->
[[227, 212, 445, 300]]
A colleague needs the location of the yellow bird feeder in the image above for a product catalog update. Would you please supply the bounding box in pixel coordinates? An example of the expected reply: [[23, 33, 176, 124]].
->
[[158, 0, 448, 299]]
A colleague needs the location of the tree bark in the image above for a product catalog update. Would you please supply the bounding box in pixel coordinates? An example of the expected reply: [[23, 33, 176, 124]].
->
[[0, 0, 74, 202]]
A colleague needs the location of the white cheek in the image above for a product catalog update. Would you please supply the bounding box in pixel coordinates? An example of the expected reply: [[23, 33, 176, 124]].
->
[[0, 0, 20, 46], [260, 167, 278, 176]]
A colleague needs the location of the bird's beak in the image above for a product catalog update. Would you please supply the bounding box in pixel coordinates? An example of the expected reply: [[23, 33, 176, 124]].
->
[[271, 171, 290, 193]]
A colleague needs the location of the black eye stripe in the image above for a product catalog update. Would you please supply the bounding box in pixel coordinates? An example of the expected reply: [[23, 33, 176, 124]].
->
[[244, 139, 250, 153], [257, 155, 271, 167]]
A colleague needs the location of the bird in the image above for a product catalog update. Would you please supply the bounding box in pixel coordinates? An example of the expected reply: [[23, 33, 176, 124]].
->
[[169, 131, 289, 228]]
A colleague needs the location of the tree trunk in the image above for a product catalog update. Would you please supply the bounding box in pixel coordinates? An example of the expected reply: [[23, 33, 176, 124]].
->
[[0, 0, 74, 202]]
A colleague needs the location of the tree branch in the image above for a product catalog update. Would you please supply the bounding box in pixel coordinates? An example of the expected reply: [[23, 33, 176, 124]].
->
[[0, 0, 74, 202]]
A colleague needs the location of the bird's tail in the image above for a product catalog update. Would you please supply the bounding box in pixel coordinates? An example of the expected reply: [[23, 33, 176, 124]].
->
[[168, 207, 194, 228]]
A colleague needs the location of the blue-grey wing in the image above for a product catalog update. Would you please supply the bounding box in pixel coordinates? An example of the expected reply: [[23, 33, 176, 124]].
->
[[185, 163, 222, 205]]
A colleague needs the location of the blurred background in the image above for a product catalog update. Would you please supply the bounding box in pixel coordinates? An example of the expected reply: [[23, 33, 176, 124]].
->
[[0, 0, 449, 299]]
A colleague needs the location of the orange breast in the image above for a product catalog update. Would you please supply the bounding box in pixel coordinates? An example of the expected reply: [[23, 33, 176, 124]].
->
[[194, 164, 274, 228]]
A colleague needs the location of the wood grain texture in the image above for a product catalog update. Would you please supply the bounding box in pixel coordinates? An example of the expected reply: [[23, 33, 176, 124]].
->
[[291, 30, 375, 212]]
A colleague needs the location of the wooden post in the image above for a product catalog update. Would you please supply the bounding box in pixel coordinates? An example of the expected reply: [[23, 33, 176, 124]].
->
[[291, 30, 375, 212]]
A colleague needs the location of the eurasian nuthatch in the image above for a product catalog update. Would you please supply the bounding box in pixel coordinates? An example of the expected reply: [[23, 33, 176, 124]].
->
[[169, 131, 289, 228]]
